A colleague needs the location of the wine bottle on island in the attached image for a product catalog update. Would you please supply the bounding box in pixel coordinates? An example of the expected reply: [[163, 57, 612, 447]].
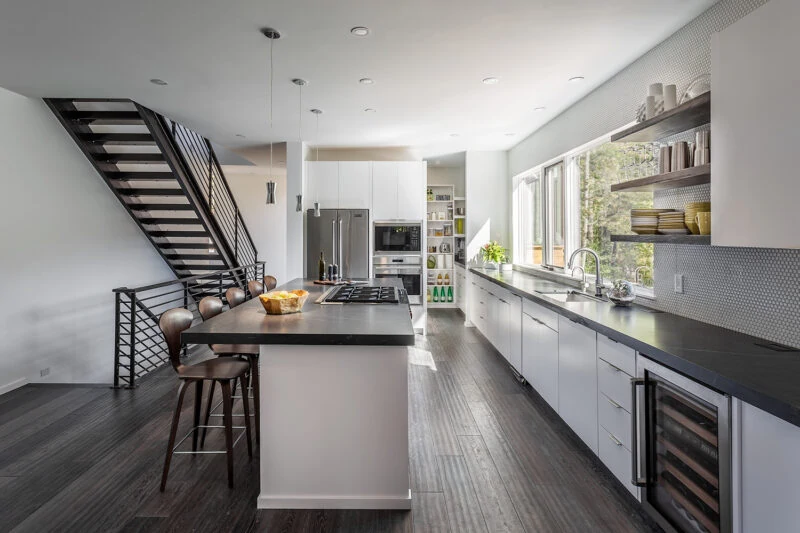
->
[[318, 251, 326, 281]]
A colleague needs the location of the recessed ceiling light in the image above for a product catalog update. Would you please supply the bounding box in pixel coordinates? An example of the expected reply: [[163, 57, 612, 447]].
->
[[310, 108, 323, 115], [364, 108, 376, 113], [235, 134, 246, 138], [482, 77, 499, 85], [359, 78, 374, 85], [449, 133, 460, 138], [350, 26, 370, 37], [504, 133, 516, 137], [150, 78, 168, 86], [534, 107, 546, 112], [569, 76, 585, 83]]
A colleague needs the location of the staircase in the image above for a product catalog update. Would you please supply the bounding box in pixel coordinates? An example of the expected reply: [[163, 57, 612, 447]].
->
[[45, 99, 257, 280]]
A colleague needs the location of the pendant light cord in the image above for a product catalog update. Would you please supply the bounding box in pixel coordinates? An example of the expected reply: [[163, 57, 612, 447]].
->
[[269, 35, 274, 185]]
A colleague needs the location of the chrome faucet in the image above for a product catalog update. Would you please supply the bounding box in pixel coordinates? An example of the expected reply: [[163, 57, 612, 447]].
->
[[635, 266, 650, 286], [571, 266, 588, 292], [567, 247, 604, 297]]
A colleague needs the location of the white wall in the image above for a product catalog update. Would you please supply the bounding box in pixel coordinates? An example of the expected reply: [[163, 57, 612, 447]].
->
[[223, 166, 288, 285], [427, 166, 465, 198], [0, 89, 174, 393], [285, 141, 307, 281], [465, 151, 510, 265]]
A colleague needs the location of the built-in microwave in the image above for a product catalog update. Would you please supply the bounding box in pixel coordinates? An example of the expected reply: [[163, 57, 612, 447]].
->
[[374, 221, 422, 254]]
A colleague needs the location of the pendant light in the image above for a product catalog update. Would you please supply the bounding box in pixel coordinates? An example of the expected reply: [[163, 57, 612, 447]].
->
[[310, 108, 323, 217], [292, 78, 308, 212], [261, 27, 280, 205]]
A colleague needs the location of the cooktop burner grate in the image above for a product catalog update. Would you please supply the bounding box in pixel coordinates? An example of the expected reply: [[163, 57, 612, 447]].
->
[[325, 285, 400, 304]]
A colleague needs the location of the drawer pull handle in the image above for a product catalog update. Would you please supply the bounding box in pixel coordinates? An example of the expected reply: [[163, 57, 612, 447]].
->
[[605, 396, 623, 409], [604, 360, 626, 374], [608, 433, 624, 447]]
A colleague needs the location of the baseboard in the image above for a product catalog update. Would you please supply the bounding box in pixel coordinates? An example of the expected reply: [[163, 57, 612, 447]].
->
[[257, 491, 412, 510], [0, 377, 28, 396]]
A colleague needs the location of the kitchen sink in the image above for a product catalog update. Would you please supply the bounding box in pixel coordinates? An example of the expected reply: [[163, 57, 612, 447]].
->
[[536, 290, 606, 303]]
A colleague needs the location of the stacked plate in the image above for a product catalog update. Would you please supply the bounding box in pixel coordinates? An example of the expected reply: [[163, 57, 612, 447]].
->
[[658, 211, 688, 234], [685, 202, 711, 234], [631, 208, 673, 235]]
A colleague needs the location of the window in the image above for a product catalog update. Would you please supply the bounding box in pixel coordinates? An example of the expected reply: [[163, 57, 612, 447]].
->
[[513, 135, 657, 291]]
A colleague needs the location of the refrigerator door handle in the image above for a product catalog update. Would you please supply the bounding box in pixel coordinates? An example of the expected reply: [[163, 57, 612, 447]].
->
[[338, 217, 344, 277], [331, 219, 337, 266], [631, 377, 648, 487]]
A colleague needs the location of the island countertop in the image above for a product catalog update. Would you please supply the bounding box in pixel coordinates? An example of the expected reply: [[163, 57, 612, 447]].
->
[[181, 278, 415, 346]]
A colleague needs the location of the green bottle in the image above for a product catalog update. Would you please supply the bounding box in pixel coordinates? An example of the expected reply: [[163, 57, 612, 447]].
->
[[433, 286, 439, 303], [318, 251, 326, 281], [447, 286, 454, 303]]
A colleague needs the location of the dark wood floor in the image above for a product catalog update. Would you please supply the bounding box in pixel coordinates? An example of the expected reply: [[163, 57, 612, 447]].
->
[[0, 310, 659, 533]]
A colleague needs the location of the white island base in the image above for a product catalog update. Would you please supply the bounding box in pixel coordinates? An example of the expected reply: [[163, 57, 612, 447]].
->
[[257, 344, 411, 510]]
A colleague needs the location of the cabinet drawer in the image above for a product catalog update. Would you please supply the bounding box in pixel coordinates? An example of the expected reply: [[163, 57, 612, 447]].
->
[[597, 334, 635, 376], [598, 392, 632, 449], [599, 427, 638, 498], [597, 358, 632, 412], [522, 299, 558, 332]]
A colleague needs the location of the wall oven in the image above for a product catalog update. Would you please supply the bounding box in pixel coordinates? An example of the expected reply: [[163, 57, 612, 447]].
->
[[374, 221, 422, 254], [373, 255, 422, 304], [633, 355, 731, 533]]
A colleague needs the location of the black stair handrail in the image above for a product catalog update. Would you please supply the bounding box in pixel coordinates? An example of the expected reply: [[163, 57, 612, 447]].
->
[[113, 261, 266, 388], [158, 116, 258, 268]]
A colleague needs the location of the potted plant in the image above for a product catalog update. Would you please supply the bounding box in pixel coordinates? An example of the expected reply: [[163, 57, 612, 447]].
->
[[480, 241, 507, 269]]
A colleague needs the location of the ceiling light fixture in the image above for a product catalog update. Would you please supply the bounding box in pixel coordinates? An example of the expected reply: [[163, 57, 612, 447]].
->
[[359, 78, 374, 85], [293, 78, 308, 212], [262, 27, 281, 205], [534, 107, 546, 112], [150, 78, 168, 86], [569, 76, 585, 83], [482, 77, 499, 85], [504, 133, 516, 137], [235, 134, 246, 138], [311, 109, 323, 217], [350, 26, 370, 37], [449, 133, 460, 138], [364, 108, 376, 113]]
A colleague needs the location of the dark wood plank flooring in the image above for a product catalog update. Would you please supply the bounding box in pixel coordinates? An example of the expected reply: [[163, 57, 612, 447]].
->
[[0, 310, 659, 533]]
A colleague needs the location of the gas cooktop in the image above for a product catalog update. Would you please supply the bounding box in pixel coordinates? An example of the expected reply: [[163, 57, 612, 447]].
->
[[321, 285, 401, 304]]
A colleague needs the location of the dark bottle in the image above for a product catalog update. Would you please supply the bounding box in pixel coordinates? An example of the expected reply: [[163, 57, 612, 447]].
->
[[318, 252, 326, 281]]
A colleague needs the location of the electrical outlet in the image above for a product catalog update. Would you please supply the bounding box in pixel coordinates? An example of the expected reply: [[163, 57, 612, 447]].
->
[[674, 274, 684, 294], [40, 367, 50, 378]]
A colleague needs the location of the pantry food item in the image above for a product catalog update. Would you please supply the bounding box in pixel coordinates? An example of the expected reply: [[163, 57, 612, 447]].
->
[[259, 290, 309, 315]]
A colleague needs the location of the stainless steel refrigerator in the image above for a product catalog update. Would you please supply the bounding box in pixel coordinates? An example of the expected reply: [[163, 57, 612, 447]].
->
[[306, 209, 369, 279]]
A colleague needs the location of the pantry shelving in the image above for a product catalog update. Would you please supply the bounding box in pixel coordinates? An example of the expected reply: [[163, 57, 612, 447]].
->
[[425, 184, 457, 307]]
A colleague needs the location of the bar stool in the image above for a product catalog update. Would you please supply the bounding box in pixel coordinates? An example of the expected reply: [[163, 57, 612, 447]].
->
[[263, 275, 278, 291], [225, 286, 246, 309], [198, 296, 261, 444], [247, 280, 265, 298], [158, 308, 252, 491]]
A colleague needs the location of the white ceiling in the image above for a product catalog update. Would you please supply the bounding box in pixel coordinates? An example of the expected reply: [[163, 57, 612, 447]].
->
[[0, 0, 716, 158]]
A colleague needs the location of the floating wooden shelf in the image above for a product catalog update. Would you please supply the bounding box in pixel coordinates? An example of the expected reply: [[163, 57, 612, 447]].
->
[[611, 164, 710, 192], [611, 234, 711, 245], [611, 92, 711, 143]]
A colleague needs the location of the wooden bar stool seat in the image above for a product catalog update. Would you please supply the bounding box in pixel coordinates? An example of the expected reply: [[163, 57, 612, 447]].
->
[[247, 280, 265, 297], [158, 308, 253, 492], [210, 343, 259, 356], [263, 275, 278, 291]]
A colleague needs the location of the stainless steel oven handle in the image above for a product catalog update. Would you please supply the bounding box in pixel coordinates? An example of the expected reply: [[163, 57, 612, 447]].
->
[[630, 377, 647, 487]]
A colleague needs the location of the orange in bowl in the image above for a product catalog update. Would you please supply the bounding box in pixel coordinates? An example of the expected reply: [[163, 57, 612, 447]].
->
[[258, 289, 309, 315]]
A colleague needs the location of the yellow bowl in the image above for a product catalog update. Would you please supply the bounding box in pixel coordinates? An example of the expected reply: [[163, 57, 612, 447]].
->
[[258, 290, 309, 315]]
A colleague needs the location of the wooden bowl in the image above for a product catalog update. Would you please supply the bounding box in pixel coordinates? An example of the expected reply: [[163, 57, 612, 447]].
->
[[258, 290, 309, 315]]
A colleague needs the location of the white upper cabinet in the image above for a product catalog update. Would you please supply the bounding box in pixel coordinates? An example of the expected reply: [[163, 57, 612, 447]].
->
[[338, 161, 371, 210], [396, 161, 426, 220], [711, 0, 800, 248], [371, 162, 399, 220], [306, 161, 340, 210]]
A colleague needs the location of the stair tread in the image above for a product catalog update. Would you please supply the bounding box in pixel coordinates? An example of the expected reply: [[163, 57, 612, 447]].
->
[[108, 172, 175, 181], [94, 153, 165, 163], [138, 217, 202, 225], [149, 230, 210, 237], [63, 111, 143, 122], [166, 257, 223, 262], [80, 133, 155, 145], [158, 242, 215, 249], [128, 203, 193, 211], [118, 188, 184, 196]]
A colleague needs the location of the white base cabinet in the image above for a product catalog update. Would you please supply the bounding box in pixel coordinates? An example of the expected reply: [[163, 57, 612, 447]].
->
[[521, 309, 559, 412], [466, 273, 521, 374], [557, 316, 598, 453]]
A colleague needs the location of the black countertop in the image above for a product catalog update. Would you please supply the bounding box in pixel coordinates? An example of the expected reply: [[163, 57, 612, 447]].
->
[[470, 268, 800, 428], [181, 278, 415, 347]]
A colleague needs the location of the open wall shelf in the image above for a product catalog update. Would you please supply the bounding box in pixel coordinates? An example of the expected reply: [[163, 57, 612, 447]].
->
[[611, 164, 710, 192], [611, 92, 711, 143], [611, 234, 710, 245]]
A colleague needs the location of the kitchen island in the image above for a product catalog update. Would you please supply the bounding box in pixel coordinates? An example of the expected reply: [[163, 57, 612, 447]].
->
[[182, 278, 415, 510]]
